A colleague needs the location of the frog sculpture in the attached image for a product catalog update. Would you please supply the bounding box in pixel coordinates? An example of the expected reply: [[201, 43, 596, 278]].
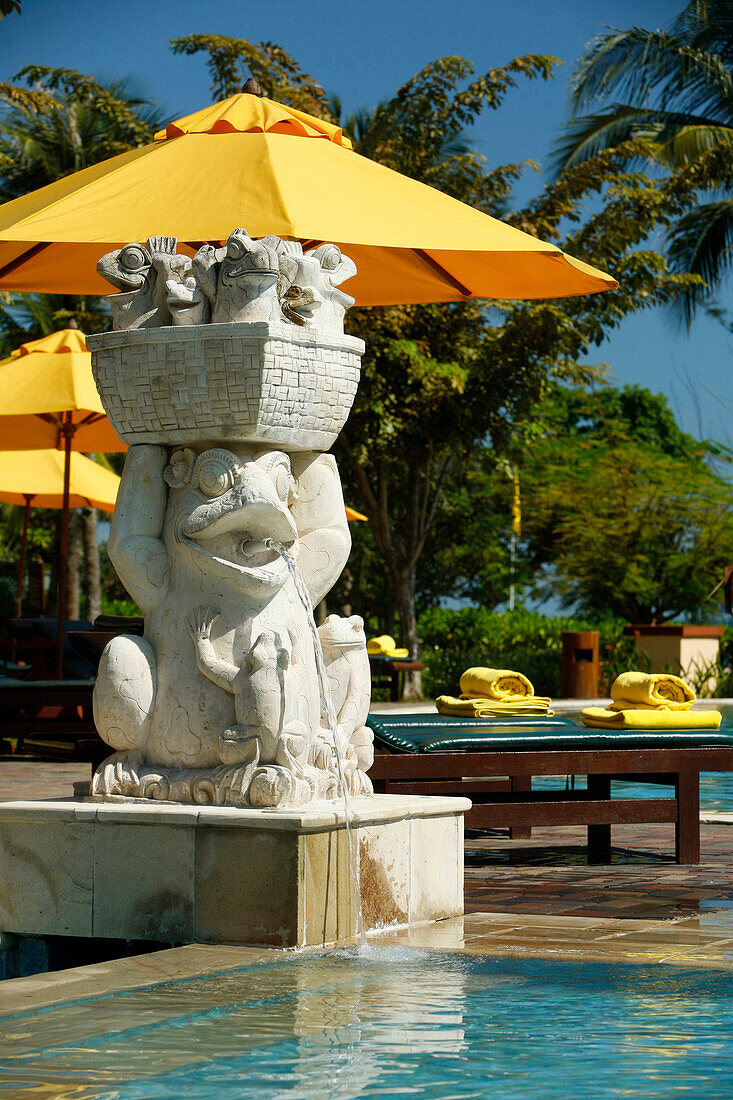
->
[[92, 444, 373, 806], [92, 227, 373, 808], [97, 229, 358, 336]]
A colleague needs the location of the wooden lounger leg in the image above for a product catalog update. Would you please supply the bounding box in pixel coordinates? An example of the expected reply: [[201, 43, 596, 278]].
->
[[510, 775, 532, 839], [587, 775, 612, 863], [675, 768, 701, 864]]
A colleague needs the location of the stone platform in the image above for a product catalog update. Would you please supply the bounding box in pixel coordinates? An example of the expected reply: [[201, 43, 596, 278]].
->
[[0, 794, 469, 948]]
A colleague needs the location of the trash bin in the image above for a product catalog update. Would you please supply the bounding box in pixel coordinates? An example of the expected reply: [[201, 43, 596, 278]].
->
[[561, 630, 599, 698]]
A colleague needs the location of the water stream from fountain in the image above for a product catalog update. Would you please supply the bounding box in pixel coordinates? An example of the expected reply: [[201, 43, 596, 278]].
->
[[267, 540, 366, 946]]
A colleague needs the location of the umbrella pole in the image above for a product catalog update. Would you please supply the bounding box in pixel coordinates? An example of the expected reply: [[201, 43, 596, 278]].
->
[[13, 494, 32, 618], [56, 414, 74, 679]]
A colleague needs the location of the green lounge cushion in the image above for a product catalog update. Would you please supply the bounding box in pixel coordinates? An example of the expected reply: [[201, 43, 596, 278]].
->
[[367, 712, 733, 754]]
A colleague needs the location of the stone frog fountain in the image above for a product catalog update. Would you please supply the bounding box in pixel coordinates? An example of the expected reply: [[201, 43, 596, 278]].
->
[[88, 229, 373, 808]]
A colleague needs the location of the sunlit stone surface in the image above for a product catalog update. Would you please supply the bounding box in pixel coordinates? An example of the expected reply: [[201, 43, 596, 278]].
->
[[0, 796, 469, 947]]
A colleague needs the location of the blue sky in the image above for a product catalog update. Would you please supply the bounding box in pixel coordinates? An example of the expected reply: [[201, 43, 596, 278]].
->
[[1, 0, 731, 443]]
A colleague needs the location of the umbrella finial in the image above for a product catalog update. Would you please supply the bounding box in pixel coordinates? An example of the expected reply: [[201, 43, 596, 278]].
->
[[242, 77, 262, 96], [66, 317, 79, 329]]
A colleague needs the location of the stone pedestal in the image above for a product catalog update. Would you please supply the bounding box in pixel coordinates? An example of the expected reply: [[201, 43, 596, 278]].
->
[[0, 794, 469, 948]]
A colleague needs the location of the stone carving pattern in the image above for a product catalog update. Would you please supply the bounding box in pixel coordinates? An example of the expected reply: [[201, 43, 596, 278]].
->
[[90, 331, 362, 448]]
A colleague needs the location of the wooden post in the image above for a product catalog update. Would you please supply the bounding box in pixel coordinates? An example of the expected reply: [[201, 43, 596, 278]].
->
[[587, 775, 612, 863], [561, 630, 599, 698], [55, 413, 74, 679], [509, 775, 532, 839], [13, 495, 33, 618], [675, 769, 701, 864]]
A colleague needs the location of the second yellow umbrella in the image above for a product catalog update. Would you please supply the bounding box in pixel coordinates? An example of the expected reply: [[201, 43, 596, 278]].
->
[[0, 448, 120, 617], [0, 327, 125, 674]]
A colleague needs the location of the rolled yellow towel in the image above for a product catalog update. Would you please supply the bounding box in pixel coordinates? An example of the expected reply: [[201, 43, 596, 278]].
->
[[460, 667, 534, 701], [436, 695, 554, 718], [581, 707, 721, 730], [610, 672, 695, 712], [367, 635, 410, 658]]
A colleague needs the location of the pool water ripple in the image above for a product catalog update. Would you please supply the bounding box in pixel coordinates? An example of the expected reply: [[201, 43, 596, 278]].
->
[[1, 950, 732, 1098]]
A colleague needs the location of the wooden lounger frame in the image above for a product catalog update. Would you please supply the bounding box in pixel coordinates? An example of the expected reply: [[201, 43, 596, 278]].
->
[[370, 745, 733, 864]]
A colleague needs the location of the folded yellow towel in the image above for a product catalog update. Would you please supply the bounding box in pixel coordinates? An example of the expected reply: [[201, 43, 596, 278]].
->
[[610, 671, 695, 712], [459, 666, 534, 701], [367, 635, 410, 659], [581, 707, 721, 730], [437, 695, 554, 719]]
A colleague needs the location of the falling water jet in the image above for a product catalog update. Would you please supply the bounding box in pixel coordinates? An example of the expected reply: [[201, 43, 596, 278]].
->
[[267, 537, 367, 947]]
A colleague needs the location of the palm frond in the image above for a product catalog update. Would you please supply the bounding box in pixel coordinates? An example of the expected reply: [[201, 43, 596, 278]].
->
[[666, 197, 733, 324]]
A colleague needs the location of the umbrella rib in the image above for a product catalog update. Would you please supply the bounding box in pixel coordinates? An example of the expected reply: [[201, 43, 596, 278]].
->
[[414, 249, 472, 299], [0, 242, 50, 281]]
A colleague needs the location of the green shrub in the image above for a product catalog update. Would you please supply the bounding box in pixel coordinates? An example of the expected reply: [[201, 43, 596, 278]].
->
[[418, 607, 632, 698]]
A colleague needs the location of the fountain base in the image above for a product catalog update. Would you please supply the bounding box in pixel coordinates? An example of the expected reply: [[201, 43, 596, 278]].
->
[[0, 794, 469, 948]]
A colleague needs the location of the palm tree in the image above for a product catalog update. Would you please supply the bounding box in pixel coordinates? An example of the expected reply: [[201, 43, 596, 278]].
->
[[0, 67, 164, 199], [0, 68, 165, 621], [554, 0, 733, 324]]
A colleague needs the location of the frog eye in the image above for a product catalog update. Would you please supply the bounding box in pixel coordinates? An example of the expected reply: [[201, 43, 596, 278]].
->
[[119, 244, 151, 272], [274, 463, 294, 503], [226, 229, 250, 260], [318, 244, 342, 272], [192, 450, 237, 498]]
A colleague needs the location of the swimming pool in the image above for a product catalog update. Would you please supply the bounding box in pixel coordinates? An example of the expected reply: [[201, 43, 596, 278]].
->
[[1, 948, 732, 1098]]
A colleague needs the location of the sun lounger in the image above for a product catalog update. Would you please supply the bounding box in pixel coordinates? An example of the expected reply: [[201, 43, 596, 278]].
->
[[0, 677, 102, 762], [367, 712, 733, 863]]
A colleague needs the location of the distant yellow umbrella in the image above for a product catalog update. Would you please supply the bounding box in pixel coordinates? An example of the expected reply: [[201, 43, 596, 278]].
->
[[0, 328, 123, 452], [0, 449, 120, 616], [0, 92, 617, 302], [0, 328, 124, 674], [345, 506, 368, 522]]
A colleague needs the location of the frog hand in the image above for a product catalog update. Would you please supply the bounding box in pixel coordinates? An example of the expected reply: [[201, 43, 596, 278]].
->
[[187, 606, 218, 643]]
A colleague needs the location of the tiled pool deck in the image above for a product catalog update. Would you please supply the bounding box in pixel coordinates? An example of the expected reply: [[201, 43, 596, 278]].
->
[[2, 754, 733, 1013]]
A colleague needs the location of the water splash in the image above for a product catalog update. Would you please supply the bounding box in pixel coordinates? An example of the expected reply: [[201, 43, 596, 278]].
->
[[267, 539, 366, 946]]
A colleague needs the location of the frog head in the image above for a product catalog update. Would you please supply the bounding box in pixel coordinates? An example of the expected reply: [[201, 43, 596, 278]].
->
[[285, 244, 357, 334], [213, 229, 282, 323], [163, 446, 299, 596]]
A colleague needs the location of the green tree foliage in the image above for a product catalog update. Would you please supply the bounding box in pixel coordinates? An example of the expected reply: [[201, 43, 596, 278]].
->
[[510, 384, 733, 622], [171, 35, 332, 117], [554, 0, 733, 324], [0, 66, 163, 199], [0, 67, 165, 344], [418, 606, 635, 698]]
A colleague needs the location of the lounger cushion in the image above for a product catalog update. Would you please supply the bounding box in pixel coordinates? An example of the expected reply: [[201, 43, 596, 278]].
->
[[367, 713, 733, 754]]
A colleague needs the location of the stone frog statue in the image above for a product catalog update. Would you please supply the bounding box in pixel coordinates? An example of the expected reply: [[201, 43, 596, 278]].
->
[[91, 443, 374, 807]]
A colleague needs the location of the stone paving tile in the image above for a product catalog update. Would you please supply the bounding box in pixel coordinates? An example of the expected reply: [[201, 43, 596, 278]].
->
[[0, 943, 280, 1016]]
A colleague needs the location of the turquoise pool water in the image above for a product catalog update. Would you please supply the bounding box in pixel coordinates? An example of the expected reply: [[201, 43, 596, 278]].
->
[[533, 771, 733, 809], [1, 948, 732, 1098]]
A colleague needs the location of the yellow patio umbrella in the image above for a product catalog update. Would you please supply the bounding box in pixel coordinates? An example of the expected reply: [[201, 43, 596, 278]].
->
[[0, 449, 120, 616], [345, 506, 368, 522], [0, 328, 125, 674], [0, 93, 617, 302]]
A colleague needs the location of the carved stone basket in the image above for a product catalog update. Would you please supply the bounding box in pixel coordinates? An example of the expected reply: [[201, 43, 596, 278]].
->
[[88, 322, 365, 451]]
